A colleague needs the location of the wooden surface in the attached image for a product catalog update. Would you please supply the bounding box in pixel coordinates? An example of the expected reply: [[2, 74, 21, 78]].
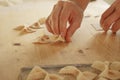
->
[[0, 0, 120, 80]]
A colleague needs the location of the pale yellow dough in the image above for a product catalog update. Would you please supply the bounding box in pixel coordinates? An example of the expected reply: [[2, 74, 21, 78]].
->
[[44, 74, 63, 80], [77, 71, 97, 80], [26, 66, 47, 80], [110, 61, 120, 71], [34, 35, 65, 44], [59, 66, 80, 77]]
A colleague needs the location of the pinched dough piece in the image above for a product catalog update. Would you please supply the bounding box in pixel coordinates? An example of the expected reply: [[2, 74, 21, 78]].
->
[[110, 61, 120, 71], [22, 27, 36, 33], [91, 61, 109, 71], [77, 71, 97, 80], [97, 77, 108, 80], [83, 71, 97, 79], [13, 25, 25, 30], [29, 22, 41, 29], [49, 35, 65, 42], [44, 74, 63, 80], [39, 17, 46, 25], [59, 66, 80, 77], [33, 35, 65, 44], [99, 61, 110, 77], [26, 66, 48, 80], [100, 70, 120, 80]]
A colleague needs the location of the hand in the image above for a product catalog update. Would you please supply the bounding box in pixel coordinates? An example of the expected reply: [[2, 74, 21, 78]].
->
[[45, 0, 83, 42], [100, 0, 120, 33]]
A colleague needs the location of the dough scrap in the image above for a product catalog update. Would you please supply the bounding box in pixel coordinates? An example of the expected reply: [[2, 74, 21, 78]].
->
[[33, 35, 65, 44], [77, 71, 97, 80], [110, 61, 120, 71], [59, 66, 80, 77], [26, 66, 48, 80]]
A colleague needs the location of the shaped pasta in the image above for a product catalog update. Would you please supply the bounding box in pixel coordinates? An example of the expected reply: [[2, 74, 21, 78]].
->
[[77, 71, 97, 80], [26, 66, 48, 80], [59, 66, 80, 77]]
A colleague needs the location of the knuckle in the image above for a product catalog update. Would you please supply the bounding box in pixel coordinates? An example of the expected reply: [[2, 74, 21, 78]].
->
[[104, 20, 110, 27], [60, 15, 65, 21], [51, 14, 57, 21]]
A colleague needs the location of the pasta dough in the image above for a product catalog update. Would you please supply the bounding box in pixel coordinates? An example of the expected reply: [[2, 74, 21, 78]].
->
[[110, 61, 120, 71], [33, 35, 65, 44], [59, 66, 80, 77], [97, 77, 108, 80], [91, 61, 109, 71], [26, 66, 48, 80], [77, 71, 97, 80], [44, 74, 63, 80]]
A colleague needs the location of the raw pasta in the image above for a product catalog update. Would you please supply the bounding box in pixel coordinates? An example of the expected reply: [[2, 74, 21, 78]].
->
[[33, 35, 65, 44], [110, 61, 120, 71], [44, 74, 63, 80], [77, 71, 97, 80], [91, 61, 109, 71], [26, 66, 48, 80], [59, 66, 80, 77]]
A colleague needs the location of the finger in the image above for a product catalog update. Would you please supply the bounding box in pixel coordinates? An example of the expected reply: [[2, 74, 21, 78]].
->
[[66, 21, 81, 42], [100, 6, 115, 25], [111, 19, 120, 32], [100, 0, 119, 25], [45, 16, 53, 33], [102, 10, 120, 31], [51, 1, 64, 35], [59, 2, 70, 38]]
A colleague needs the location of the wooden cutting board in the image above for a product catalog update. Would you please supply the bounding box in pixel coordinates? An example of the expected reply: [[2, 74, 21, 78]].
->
[[0, 0, 120, 80]]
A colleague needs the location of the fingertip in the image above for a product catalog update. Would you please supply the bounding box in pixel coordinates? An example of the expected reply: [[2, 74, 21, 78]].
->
[[65, 35, 71, 43]]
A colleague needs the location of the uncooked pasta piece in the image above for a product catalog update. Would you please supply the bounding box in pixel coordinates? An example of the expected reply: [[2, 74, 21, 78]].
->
[[82, 71, 97, 80], [13, 25, 25, 30], [99, 61, 110, 77], [26, 66, 48, 80], [97, 77, 108, 80], [29, 22, 41, 29], [77, 71, 97, 80], [39, 17, 46, 25], [100, 70, 120, 80], [22, 27, 36, 33], [44, 74, 63, 80], [91, 61, 108, 71], [110, 61, 120, 71], [77, 73, 88, 80], [33, 35, 65, 44], [59, 66, 80, 77]]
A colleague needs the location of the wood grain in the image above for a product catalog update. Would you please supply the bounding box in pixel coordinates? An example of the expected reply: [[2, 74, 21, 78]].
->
[[0, 0, 119, 80]]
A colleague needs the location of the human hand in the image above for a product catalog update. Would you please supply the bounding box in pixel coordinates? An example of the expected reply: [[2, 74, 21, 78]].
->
[[100, 0, 120, 33], [45, 0, 83, 42]]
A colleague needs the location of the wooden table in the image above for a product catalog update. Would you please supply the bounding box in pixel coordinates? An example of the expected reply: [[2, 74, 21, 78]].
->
[[0, 0, 120, 80]]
